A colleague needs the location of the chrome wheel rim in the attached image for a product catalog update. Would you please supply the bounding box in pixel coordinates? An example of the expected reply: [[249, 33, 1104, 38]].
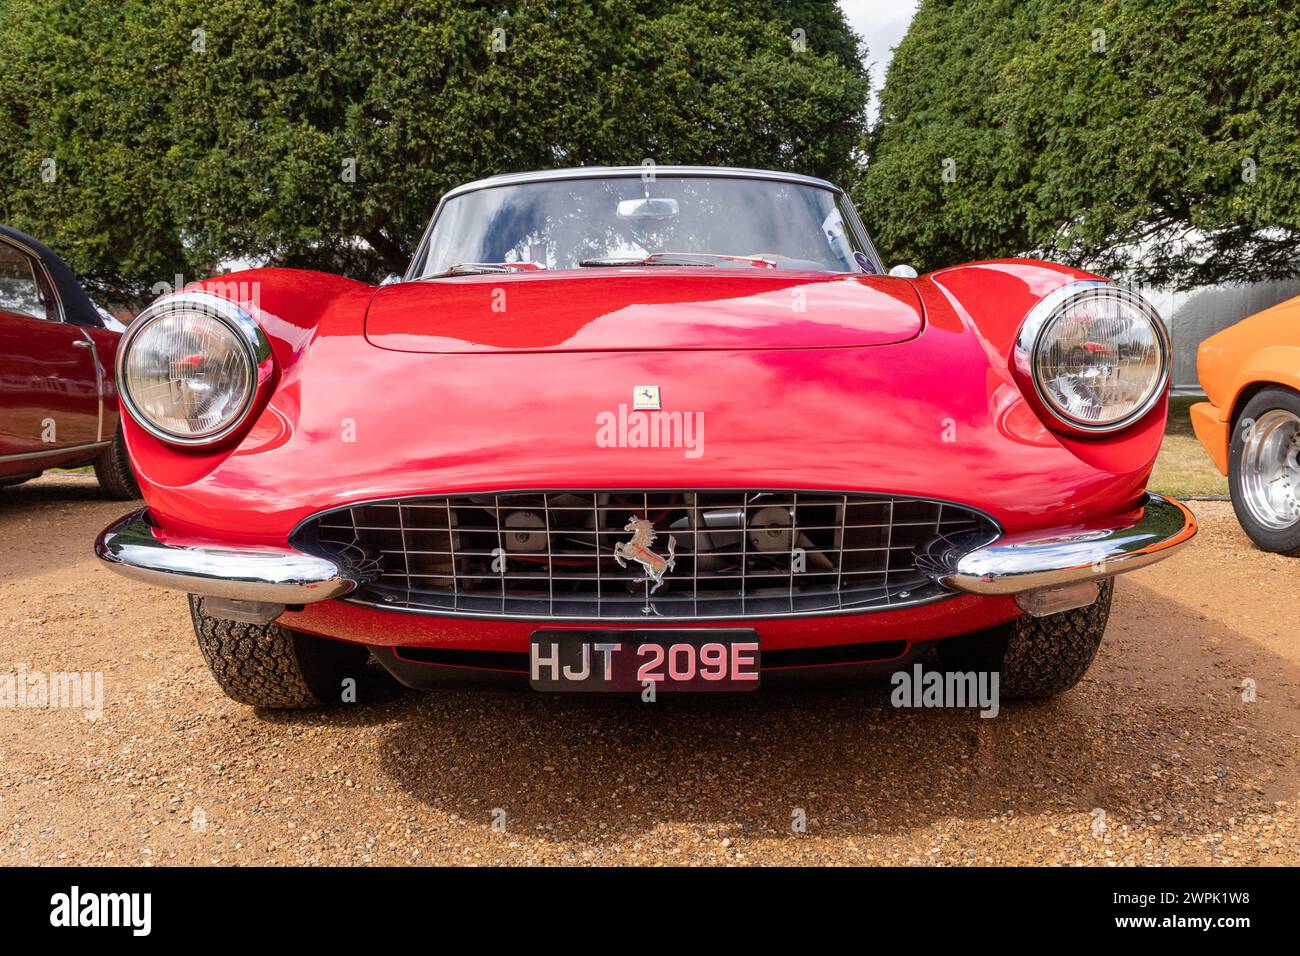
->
[[1240, 409, 1300, 531]]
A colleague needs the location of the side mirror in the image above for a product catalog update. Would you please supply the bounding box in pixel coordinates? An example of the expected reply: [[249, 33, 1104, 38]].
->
[[379, 273, 403, 286], [888, 263, 919, 278]]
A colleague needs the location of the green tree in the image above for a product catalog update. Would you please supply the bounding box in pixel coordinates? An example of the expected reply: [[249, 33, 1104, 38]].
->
[[0, 0, 867, 304], [0, 0, 193, 301], [861, 0, 1300, 289]]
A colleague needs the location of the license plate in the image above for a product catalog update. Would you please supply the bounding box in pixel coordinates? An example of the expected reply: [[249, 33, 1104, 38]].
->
[[530, 629, 761, 692]]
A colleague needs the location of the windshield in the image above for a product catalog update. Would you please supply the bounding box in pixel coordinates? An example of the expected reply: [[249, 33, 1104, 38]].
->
[[410, 174, 877, 277]]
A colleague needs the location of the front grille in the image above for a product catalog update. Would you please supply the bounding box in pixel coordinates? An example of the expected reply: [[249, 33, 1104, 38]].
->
[[294, 491, 998, 621]]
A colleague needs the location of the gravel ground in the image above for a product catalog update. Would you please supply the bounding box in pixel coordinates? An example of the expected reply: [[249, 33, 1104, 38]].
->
[[1, 474, 1296, 866]]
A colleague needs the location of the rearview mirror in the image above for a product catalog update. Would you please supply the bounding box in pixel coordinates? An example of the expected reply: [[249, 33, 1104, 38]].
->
[[617, 197, 680, 220]]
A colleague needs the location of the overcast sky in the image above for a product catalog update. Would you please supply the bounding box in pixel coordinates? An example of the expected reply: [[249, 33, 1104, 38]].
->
[[838, 0, 921, 121]]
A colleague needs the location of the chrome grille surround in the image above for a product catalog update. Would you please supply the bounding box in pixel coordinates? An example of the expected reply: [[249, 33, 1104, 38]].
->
[[292, 490, 1000, 622]]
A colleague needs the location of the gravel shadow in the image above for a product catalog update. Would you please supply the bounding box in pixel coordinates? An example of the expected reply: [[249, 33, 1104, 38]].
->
[[349, 581, 1299, 843]]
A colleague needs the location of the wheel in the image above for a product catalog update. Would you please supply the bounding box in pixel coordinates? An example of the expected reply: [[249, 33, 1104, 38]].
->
[[937, 579, 1113, 699], [93, 427, 140, 500], [188, 595, 370, 708], [1229, 387, 1300, 554]]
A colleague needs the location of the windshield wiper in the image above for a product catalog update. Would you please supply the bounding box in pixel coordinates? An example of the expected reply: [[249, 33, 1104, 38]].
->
[[426, 261, 546, 278], [578, 255, 708, 268], [579, 252, 777, 269]]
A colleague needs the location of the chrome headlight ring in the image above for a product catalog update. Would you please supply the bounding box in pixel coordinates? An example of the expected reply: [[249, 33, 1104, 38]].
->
[[1014, 279, 1170, 433], [116, 290, 272, 446]]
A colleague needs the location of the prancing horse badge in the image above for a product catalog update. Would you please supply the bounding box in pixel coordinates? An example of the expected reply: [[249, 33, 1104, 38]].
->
[[613, 516, 677, 600], [633, 385, 661, 410]]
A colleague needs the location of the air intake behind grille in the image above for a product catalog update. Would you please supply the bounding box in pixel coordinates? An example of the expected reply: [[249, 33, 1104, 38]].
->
[[295, 491, 997, 621]]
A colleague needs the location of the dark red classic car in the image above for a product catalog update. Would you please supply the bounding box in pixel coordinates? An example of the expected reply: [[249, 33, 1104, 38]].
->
[[95, 167, 1195, 707], [0, 225, 137, 498]]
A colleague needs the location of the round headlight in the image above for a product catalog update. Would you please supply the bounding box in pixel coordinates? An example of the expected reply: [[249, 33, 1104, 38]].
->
[[118, 293, 265, 444], [1019, 282, 1168, 431]]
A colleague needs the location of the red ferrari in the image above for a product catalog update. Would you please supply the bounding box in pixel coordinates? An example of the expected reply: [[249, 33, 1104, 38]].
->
[[95, 167, 1195, 707], [0, 225, 138, 499]]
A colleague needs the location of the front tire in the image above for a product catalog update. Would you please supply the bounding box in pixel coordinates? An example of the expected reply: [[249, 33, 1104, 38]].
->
[[93, 427, 140, 500], [1229, 387, 1300, 554], [188, 595, 370, 708], [937, 579, 1113, 699]]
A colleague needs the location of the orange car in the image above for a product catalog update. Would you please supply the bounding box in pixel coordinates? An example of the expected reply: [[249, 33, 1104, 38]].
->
[[1193, 294, 1300, 553]]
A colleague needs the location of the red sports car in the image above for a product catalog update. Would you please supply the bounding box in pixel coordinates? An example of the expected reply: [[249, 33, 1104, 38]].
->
[[0, 225, 138, 499], [95, 166, 1195, 707]]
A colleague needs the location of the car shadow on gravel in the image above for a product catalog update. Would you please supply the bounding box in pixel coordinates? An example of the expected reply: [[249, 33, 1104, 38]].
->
[[259, 579, 1291, 846], [0, 473, 107, 505]]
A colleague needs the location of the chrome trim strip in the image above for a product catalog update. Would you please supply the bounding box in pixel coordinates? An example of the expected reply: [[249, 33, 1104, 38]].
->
[[77, 327, 106, 442], [918, 493, 1196, 595], [339, 589, 958, 623], [440, 166, 839, 203], [115, 291, 271, 446], [95, 508, 373, 603], [0, 440, 109, 464], [289, 486, 1004, 538], [1013, 280, 1171, 434]]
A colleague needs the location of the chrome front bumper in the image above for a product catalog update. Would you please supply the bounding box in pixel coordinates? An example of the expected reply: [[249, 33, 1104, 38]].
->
[[96, 494, 1195, 614], [95, 508, 369, 605], [916, 493, 1196, 596]]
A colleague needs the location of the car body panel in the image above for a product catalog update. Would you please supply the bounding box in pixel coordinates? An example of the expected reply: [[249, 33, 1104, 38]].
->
[[0, 311, 100, 455], [278, 586, 1024, 653], [0, 226, 120, 478], [365, 270, 924, 353], [1193, 294, 1300, 474], [1189, 400, 1230, 474]]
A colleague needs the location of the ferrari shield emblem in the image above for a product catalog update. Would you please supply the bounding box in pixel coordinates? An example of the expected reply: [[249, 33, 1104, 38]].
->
[[633, 385, 661, 410]]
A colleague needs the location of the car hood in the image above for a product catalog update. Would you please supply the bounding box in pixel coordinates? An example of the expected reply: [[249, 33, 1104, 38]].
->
[[364, 269, 923, 353]]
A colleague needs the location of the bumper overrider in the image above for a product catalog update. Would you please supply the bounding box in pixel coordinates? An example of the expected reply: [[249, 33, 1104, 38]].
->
[[95, 494, 1197, 623], [94, 509, 377, 621], [914, 493, 1196, 614]]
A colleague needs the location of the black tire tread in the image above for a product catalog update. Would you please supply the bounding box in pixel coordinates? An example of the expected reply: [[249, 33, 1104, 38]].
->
[[93, 428, 140, 500], [188, 595, 365, 708], [998, 579, 1113, 698], [938, 579, 1113, 699]]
